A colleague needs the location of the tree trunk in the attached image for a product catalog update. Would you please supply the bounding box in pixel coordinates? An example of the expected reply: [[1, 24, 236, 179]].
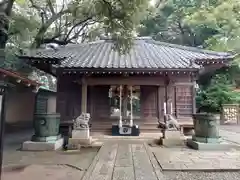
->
[[0, 31, 8, 49], [0, 0, 15, 65]]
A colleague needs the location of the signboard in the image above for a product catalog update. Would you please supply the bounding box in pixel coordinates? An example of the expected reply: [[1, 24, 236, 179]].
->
[[119, 126, 132, 135]]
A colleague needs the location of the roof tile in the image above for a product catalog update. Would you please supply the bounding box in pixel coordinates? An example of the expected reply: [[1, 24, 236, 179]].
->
[[20, 37, 235, 70]]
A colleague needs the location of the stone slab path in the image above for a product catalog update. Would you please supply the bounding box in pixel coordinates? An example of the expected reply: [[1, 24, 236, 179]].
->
[[82, 142, 163, 180], [152, 146, 240, 171], [219, 129, 240, 145]]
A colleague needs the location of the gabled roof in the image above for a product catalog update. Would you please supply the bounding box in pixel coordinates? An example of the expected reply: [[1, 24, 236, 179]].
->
[[19, 37, 234, 71]]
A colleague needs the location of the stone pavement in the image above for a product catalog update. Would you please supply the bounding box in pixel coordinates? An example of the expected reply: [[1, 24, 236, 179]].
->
[[219, 126, 240, 145], [4, 128, 240, 180], [2, 148, 99, 180], [152, 146, 240, 171], [3, 164, 82, 180], [82, 142, 163, 180]]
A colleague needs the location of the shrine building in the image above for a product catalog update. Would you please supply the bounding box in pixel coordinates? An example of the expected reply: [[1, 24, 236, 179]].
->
[[18, 37, 234, 135]]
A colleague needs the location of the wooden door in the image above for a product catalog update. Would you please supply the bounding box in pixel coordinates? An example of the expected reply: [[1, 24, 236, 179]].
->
[[91, 85, 110, 120], [140, 86, 158, 119]]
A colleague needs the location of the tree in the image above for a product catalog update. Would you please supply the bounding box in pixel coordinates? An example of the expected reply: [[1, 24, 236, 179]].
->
[[1, 0, 149, 55], [196, 73, 240, 113], [0, 0, 15, 49], [138, 0, 224, 47]]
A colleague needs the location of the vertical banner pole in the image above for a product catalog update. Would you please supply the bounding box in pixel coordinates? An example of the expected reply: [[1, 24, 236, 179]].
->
[[130, 86, 133, 127], [119, 85, 122, 127]]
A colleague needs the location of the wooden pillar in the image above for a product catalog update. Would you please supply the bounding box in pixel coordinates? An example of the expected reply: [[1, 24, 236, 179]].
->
[[158, 86, 163, 121], [81, 78, 87, 113], [164, 76, 169, 115], [192, 81, 196, 114]]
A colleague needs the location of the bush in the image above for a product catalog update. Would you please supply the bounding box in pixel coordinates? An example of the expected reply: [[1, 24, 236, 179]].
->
[[196, 73, 240, 113]]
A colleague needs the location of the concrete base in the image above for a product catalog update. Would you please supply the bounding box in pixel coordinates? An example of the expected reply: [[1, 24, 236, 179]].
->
[[160, 130, 184, 147], [68, 137, 93, 149], [31, 134, 61, 142], [72, 129, 90, 139], [164, 130, 182, 139], [187, 138, 240, 151], [192, 135, 220, 143], [22, 138, 64, 151], [160, 138, 185, 147]]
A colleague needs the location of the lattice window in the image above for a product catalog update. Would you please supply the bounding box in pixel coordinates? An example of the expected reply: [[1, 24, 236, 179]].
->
[[175, 86, 192, 116]]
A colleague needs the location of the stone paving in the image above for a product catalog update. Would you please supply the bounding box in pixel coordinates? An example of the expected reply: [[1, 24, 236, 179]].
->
[[4, 127, 240, 180], [162, 171, 240, 180], [82, 142, 163, 180], [151, 146, 240, 171], [219, 129, 240, 145], [3, 164, 82, 180]]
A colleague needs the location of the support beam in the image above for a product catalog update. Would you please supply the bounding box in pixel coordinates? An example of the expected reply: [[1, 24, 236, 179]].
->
[[81, 78, 88, 113]]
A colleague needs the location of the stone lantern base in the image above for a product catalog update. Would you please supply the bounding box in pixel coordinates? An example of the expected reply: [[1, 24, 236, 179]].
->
[[187, 138, 240, 151], [22, 138, 64, 151]]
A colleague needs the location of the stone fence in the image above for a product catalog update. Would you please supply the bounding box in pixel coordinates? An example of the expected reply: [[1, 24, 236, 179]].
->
[[221, 104, 240, 124]]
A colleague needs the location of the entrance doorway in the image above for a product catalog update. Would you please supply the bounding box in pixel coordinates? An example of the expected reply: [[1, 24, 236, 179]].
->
[[109, 85, 141, 121]]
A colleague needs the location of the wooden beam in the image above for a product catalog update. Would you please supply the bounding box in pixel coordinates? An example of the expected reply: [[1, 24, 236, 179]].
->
[[84, 76, 165, 86]]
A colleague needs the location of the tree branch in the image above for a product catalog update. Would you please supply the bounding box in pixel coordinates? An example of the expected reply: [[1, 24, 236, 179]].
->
[[47, 0, 55, 15], [64, 17, 93, 41], [5, 0, 15, 16], [29, 0, 48, 22], [33, 8, 71, 48]]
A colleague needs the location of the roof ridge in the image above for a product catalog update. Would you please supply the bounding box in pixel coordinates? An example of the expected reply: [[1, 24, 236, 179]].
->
[[146, 39, 233, 57]]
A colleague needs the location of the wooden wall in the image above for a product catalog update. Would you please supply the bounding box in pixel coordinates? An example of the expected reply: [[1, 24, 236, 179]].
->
[[90, 85, 110, 120], [57, 75, 82, 121], [140, 86, 158, 120], [57, 73, 195, 123]]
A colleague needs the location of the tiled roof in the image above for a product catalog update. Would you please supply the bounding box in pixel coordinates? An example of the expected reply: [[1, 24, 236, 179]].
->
[[21, 37, 234, 70]]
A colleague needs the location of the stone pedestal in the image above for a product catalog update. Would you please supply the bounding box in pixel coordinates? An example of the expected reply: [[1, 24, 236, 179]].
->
[[186, 138, 240, 150], [22, 138, 64, 151], [186, 113, 230, 150], [21, 113, 63, 151], [68, 128, 92, 149], [160, 130, 184, 147]]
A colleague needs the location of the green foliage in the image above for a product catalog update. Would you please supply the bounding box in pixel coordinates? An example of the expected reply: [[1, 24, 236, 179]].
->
[[196, 73, 240, 113], [2, 0, 149, 70]]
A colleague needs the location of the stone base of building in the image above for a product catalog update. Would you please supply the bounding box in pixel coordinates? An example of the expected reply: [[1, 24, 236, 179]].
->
[[21, 138, 64, 151], [186, 138, 240, 150], [160, 130, 184, 147], [112, 124, 140, 136]]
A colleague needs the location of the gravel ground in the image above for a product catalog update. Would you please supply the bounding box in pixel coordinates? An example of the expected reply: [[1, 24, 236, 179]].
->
[[163, 171, 240, 180]]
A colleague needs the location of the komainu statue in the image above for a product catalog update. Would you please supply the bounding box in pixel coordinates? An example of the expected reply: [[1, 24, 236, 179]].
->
[[73, 113, 91, 130], [158, 114, 180, 131]]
